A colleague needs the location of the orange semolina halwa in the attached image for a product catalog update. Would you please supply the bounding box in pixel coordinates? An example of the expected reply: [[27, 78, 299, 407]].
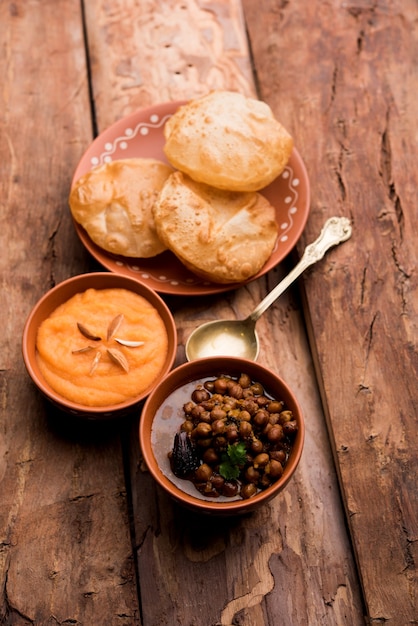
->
[[36, 288, 169, 406]]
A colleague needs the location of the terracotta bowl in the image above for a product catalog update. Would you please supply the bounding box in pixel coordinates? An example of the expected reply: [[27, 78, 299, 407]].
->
[[22, 272, 177, 419], [139, 357, 304, 515]]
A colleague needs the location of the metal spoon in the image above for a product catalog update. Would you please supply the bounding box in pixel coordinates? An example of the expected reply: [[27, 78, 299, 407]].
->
[[185, 216, 352, 361]]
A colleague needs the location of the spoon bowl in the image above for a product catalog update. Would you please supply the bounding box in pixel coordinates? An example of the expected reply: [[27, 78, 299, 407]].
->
[[185, 216, 352, 361], [185, 317, 259, 361]]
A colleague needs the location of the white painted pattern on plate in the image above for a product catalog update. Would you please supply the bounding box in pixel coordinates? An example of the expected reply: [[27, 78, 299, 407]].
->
[[89, 112, 300, 288]]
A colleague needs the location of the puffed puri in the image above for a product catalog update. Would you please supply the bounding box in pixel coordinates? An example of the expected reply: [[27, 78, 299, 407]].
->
[[152, 171, 279, 284], [163, 90, 294, 192], [69, 158, 173, 258]]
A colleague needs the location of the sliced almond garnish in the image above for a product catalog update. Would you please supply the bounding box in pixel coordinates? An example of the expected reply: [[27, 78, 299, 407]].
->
[[73, 314, 142, 376], [107, 348, 129, 373], [107, 314, 124, 341], [114, 338, 144, 348], [89, 351, 102, 375], [72, 345, 95, 354], [77, 322, 101, 341]]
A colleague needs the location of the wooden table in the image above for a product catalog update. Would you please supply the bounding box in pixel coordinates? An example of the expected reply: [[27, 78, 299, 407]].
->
[[2, 1, 417, 624]]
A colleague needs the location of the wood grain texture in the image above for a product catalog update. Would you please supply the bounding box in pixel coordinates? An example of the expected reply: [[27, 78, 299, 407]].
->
[[5, 0, 414, 622], [132, 274, 365, 626], [242, 0, 418, 620], [83, 0, 364, 623], [0, 1, 140, 623], [84, 0, 256, 128]]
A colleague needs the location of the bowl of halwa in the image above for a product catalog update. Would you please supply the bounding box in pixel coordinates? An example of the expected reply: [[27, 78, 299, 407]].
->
[[139, 357, 304, 515], [22, 273, 177, 418]]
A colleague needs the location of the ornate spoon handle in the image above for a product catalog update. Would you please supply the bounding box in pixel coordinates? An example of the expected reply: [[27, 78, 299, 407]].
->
[[249, 216, 352, 323]]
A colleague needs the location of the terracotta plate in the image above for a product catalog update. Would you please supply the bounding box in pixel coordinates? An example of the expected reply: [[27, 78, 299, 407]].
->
[[71, 101, 311, 296]]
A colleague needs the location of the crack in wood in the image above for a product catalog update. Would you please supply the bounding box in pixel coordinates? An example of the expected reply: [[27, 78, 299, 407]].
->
[[380, 112, 404, 241], [330, 64, 338, 107], [357, 29, 365, 54], [219, 539, 278, 624], [400, 525, 415, 573], [360, 264, 368, 307], [360, 311, 379, 390], [390, 242, 411, 316], [394, 488, 417, 576], [69, 493, 96, 502], [2, 569, 35, 624], [345, 3, 378, 21], [44, 218, 62, 289], [336, 143, 347, 201]]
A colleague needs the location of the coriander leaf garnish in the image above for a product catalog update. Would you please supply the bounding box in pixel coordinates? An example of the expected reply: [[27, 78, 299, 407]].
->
[[219, 442, 247, 480]]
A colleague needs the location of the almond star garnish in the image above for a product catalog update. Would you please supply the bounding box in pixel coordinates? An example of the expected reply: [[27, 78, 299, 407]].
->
[[72, 314, 144, 375]]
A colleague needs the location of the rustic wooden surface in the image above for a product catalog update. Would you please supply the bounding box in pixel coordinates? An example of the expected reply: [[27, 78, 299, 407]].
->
[[1, 1, 140, 624], [241, 0, 418, 621], [1, 0, 416, 625]]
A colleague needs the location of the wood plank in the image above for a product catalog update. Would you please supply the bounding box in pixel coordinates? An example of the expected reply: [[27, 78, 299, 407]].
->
[[242, 0, 418, 620], [83, 1, 365, 623], [84, 0, 257, 128], [0, 1, 140, 622], [131, 278, 366, 626]]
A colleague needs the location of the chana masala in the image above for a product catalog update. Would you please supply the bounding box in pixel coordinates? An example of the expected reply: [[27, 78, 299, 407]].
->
[[36, 288, 168, 406], [168, 373, 299, 500]]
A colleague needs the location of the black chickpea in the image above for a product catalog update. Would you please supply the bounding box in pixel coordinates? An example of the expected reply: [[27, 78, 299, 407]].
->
[[245, 466, 260, 483], [214, 435, 227, 450], [269, 459, 284, 478], [268, 400, 284, 413], [197, 438, 212, 449], [256, 396, 270, 408], [253, 453, 270, 468], [270, 449, 286, 463], [267, 425, 284, 443], [212, 419, 226, 435], [222, 480, 239, 497], [190, 404, 205, 419], [279, 410, 293, 424], [192, 388, 210, 403], [238, 373, 251, 388], [210, 407, 227, 421], [213, 377, 228, 394], [241, 483, 258, 499], [195, 463, 213, 481], [227, 382, 243, 399], [181, 420, 194, 433], [239, 421, 252, 438], [203, 448, 219, 464], [211, 474, 225, 491], [253, 410, 269, 427], [283, 420, 298, 436], [250, 439, 263, 454], [194, 422, 212, 438], [268, 413, 279, 425], [170, 373, 298, 500], [239, 410, 251, 422], [225, 424, 238, 441]]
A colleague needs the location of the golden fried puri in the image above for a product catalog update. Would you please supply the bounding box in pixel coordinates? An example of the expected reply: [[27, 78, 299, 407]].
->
[[163, 91, 293, 192], [69, 158, 173, 258], [153, 171, 278, 283]]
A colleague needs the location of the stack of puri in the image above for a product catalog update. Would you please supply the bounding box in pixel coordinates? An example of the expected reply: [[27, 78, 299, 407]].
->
[[69, 91, 293, 284]]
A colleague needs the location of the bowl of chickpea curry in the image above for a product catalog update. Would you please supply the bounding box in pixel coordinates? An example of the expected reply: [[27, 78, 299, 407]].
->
[[139, 357, 304, 514]]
